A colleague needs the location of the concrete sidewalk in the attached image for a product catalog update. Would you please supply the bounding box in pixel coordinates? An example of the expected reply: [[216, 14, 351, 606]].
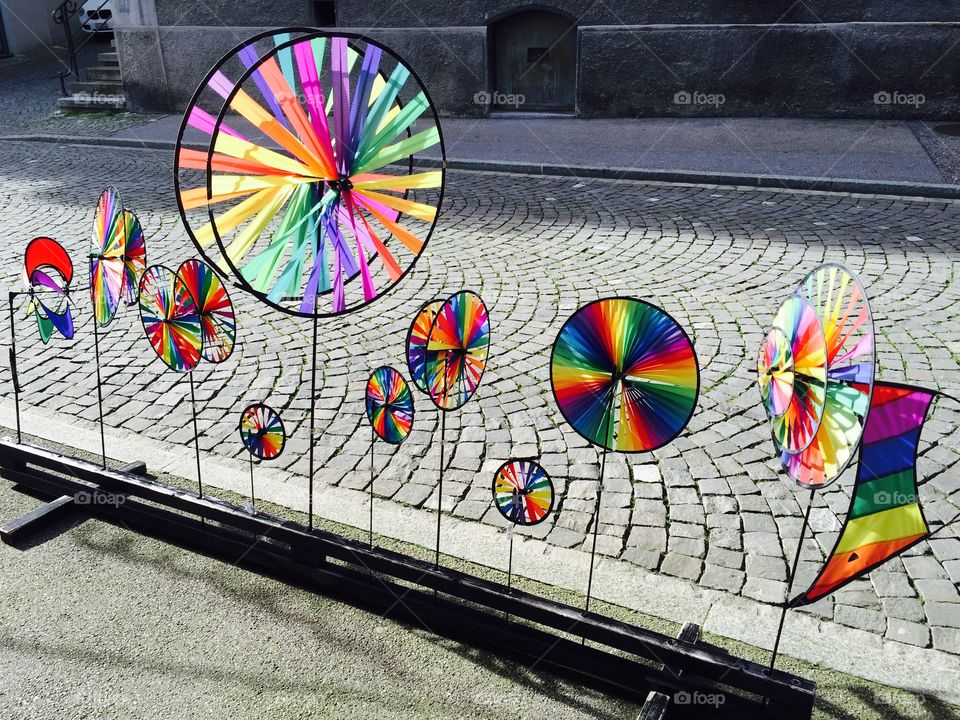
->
[[91, 114, 960, 195]]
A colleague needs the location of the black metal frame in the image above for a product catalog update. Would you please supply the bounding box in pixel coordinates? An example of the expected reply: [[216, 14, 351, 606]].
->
[[0, 438, 814, 719]]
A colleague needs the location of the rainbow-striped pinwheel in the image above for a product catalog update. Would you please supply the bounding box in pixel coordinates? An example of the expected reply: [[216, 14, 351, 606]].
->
[[90, 186, 126, 326], [21, 237, 75, 344], [174, 30, 445, 318], [777, 264, 875, 488], [405, 298, 443, 393], [121, 210, 147, 305], [239, 403, 286, 460], [365, 366, 414, 444], [759, 295, 827, 455], [424, 291, 490, 411], [137, 265, 203, 373], [177, 259, 236, 363], [493, 459, 555, 526], [551, 297, 699, 453]]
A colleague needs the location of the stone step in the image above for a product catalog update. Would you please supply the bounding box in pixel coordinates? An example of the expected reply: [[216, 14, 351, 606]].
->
[[84, 65, 122, 81], [70, 80, 125, 96], [97, 51, 119, 66], [57, 93, 127, 111]]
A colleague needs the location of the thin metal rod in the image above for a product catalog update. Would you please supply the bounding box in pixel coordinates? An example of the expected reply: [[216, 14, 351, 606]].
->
[[248, 453, 255, 511], [769, 487, 816, 670], [435, 409, 446, 567], [308, 315, 318, 530], [7, 293, 21, 443], [189, 373, 203, 498], [507, 530, 514, 591], [91, 317, 107, 468], [369, 425, 375, 548], [585, 391, 616, 614]]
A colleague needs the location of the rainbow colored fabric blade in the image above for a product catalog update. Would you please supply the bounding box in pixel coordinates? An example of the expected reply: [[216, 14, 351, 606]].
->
[[790, 382, 936, 606], [90, 187, 126, 327], [492, 459, 555, 526], [760, 295, 827, 454], [122, 210, 147, 305], [22, 237, 75, 344], [551, 298, 699, 452], [779, 264, 876, 488], [239, 403, 286, 460], [365, 366, 414, 444], [424, 291, 490, 411], [138, 265, 203, 373], [406, 298, 443, 393], [177, 259, 236, 363], [174, 31, 444, 318]]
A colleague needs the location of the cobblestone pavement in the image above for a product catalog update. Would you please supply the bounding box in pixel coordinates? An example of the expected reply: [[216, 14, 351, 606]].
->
[[1, 138, 959, 657], [0, 53, 152, 137]]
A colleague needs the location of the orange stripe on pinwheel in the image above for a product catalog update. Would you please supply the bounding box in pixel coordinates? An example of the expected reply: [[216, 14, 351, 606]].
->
[[355, 188, 437, 222], [353, 194, 424, 254], [178, 148, 282, 177]]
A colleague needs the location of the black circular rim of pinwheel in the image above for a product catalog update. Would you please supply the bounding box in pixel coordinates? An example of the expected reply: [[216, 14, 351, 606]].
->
[[237, 402, 287, 461], [490, 458, 555, 527]]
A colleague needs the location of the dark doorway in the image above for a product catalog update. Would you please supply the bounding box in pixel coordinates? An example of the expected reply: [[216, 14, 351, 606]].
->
[[0, 6, 9, 59], [491, 9, 576, 112]]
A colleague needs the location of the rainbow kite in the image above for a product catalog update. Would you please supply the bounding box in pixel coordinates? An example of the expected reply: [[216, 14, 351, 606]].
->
[[174, 30, 444, 318]]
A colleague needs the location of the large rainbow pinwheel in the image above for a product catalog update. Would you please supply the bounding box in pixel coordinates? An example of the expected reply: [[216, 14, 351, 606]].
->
[[177, 259, 236, 363], [21, 237, 75, 344], [239, 403, 286, 460], [424, 291, 490, 411], [174, 30, 444, 318], [138, 265, 203, 373], [759, 295, 827, 455], [493, 459, 555, 526], [365, 366, 414, 444], [551, 297, 700, 452], [765, 264, 875, 489], [90, 187, 126, 326], [406, 298, 443, 393]]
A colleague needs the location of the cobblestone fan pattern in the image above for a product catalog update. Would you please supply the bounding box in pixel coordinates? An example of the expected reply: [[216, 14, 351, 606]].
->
[[1, 139, 959, 654]]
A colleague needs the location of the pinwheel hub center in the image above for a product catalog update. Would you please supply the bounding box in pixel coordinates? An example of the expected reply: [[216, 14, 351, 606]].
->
[[328, 175, 353, 193]]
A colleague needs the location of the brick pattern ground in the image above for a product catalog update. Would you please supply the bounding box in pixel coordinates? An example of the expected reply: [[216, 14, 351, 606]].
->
[[0, 139, 959, 655]]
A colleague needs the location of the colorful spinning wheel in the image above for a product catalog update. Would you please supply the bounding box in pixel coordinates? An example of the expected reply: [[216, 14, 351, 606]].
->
[[551, 297, 699, 452], [121, 210, 147, 305], [22, 237, 75, 344], [779, 264, 875, 488], [90, 186, 125, 327], [174, 29, 445, 318], [424, 291, 490, 411], [239, 403, 286, 460], [492, 459, 555, 526], [177, 259, 237, 363], [365, 366, 414, 444], [760, 295, 827, 455], [138, 265, 203, 373], [405, 298, 443, 393]]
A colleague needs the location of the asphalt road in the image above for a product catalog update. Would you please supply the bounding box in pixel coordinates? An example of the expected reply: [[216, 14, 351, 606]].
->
[[0, 484, 640, 720]]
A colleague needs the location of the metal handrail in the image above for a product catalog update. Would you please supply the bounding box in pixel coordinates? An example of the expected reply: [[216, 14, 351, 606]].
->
[[52, 0, 113, 96]]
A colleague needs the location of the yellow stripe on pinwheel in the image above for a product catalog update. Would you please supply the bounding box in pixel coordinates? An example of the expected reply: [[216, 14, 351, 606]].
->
[[355, 189, 436, 222], [210, 174, 308, 197], [229, 89, 331, 178], [180, 186, 253, 210], [352, 171, 442, 192], [193, 187, 281, 248], [357, 200, 424, 254], [213, 133, 320, 179], [224, 186, 295, 264]]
